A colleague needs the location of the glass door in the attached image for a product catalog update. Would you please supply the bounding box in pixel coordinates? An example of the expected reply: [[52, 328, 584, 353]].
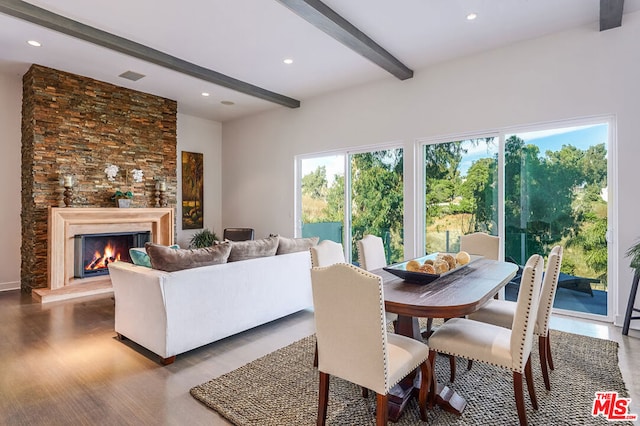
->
[[349, 148, 404, 265], [424, 138, 499, 254], [503, 124, 609, 317], [421, 121, 610, 319]]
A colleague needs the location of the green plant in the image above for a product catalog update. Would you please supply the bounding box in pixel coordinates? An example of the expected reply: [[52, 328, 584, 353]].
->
[[189, 228, 219, 248], [626, 239, 640, 269], [111, 190, 133, 200]]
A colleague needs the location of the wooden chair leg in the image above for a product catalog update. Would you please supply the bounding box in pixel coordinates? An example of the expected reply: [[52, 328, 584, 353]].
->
[[313, 342, 318, 367], [546, 331, 554, 370], [317, 372, 330, 426], [524, 357, 538, 410], [448, 355, 456, 382], [428, 350, 438, 408], [467, 359, 473, 371], [362, 387, 369, 398], [513, 371, 527, 426], [376, 393, 388, 426], [538, 335, 551, 391], [418, 361, 431, 421]]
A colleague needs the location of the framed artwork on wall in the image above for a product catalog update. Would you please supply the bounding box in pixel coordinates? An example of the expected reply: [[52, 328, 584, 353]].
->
[[182, 151, 204, 229]]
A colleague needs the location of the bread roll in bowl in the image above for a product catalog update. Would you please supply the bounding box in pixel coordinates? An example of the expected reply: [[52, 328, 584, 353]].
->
[[434, 259, 449, 274], [406, 260, 421, 272], [456, 251, 471, 265], [419, 263, 436, 274]]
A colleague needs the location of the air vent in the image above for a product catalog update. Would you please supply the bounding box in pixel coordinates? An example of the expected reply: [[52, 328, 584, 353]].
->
[[118, 70, 146, 81]]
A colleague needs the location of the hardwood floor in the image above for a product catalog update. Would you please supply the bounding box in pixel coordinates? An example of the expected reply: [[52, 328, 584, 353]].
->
[[1, 289, 638, 425]]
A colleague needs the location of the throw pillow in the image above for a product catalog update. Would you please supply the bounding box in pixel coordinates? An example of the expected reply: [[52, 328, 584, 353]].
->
[[228, 235, 279, 262], [276, 235, 319, 255], [145, 241, 231, 272], [129, 245, 179, 268]]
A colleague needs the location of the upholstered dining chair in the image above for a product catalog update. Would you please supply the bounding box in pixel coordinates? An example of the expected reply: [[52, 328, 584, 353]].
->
[[468, 245, 563, 391], [446, 231, 500, 382], [459, 231, 500, 260], [427, 254, 544, 426], [311, 263, 431, 426], [310, 239, 345, 267], [309, 240, 346, 368], [223, 227, 254, 241], [357, 234, 387, 270], [357, 235, 397, 325]]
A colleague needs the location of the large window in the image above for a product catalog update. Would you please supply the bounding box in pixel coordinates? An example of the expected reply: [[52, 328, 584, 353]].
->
[[421, 121, 610, 319], [503, 125, 609, 317], [298, 147, 404, 265], [296, 118, 611, 320], [424, 138, 499, 253]]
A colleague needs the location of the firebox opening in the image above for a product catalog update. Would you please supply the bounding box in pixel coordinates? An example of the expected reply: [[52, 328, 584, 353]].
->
[[74, 231, 150, 278]]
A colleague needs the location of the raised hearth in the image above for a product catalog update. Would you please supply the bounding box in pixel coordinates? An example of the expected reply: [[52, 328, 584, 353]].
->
[[33, 207, 174, 303]]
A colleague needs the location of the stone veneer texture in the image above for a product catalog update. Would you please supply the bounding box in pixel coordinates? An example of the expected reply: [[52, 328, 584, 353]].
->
[[21, 64, 177, 292]]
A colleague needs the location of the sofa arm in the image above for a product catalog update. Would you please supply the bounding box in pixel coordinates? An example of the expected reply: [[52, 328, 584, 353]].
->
[[108, 261, 172, 358]]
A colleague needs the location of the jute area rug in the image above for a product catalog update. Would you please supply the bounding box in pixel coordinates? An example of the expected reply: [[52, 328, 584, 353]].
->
[[191, 329, 632, 425]]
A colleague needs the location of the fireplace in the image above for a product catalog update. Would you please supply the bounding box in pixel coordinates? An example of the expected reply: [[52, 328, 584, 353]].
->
[[74, 231, 150, 278]]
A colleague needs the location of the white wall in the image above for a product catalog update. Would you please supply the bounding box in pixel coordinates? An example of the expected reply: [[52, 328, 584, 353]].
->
[[176, 113, 223, 248], [221, 13, 640, 325], [0, 72, 22, 291], [0, 70, 222, 290]]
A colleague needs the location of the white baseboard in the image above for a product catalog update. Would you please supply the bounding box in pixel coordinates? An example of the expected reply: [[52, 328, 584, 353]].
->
[[0, 281, 20, 292]]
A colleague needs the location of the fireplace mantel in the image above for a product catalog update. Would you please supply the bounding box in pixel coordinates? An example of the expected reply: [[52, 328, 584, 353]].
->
[[33, 207, 174, 303]]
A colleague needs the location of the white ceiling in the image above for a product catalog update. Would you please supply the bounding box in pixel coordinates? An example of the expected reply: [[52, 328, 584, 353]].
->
[[1, 0, 639, 122]]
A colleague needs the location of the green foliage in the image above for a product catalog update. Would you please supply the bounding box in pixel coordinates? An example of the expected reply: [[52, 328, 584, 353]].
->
[[111, 190, 133, 200], [189, 228, 219, 248], [626, 239, 640, 270], [323, 174, 344, 222], [350, 150, 404, 262], [460, 157, 497, 233], [302, 166, 327, 199]]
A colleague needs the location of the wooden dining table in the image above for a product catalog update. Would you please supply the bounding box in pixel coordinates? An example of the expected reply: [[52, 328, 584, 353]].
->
[[372, 257, 518, 421]]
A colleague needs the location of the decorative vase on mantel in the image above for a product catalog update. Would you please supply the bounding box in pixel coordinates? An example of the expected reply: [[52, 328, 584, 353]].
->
[[117, 198, 132, 208], [112, 190, 133, 208]]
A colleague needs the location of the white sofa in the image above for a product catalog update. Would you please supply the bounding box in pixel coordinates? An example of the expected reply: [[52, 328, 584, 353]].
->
[[108, 250, 312, 364]]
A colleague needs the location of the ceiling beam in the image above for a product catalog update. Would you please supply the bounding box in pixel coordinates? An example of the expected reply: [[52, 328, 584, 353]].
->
[[0, 0, 300, 108], [276, 0, 413, 80], [600, 0, 624, 31]]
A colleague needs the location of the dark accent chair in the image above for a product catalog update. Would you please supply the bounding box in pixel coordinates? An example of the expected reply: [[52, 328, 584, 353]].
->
[[223, 228, 255, 241]]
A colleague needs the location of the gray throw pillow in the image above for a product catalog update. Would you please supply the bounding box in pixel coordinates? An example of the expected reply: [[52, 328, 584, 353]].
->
[[145, 241, 231, 272], [276, 236, 319, 255], [228, 235, 279, 262]]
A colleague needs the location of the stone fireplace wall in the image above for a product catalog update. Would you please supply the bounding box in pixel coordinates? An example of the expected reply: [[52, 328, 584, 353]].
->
[[21, 64, 177, 292]]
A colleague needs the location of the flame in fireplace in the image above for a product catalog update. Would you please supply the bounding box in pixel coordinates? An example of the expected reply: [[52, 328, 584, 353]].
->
[[85, 241, 122, 271]]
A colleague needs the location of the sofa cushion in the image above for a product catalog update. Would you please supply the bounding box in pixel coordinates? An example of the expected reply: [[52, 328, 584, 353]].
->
[[130, 245, 179, 268], [276, 236, 319, 255], [145, 241, 231, 272], [228, 235, 279, 262]]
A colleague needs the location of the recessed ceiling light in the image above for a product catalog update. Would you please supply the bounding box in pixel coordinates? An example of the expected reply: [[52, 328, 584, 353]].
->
[[27, 40, 41, 47], [221, 100, 235, 106], [283, 58, 294, 65], [201, 92, 210, 97], [466, 13, 477, 21]]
